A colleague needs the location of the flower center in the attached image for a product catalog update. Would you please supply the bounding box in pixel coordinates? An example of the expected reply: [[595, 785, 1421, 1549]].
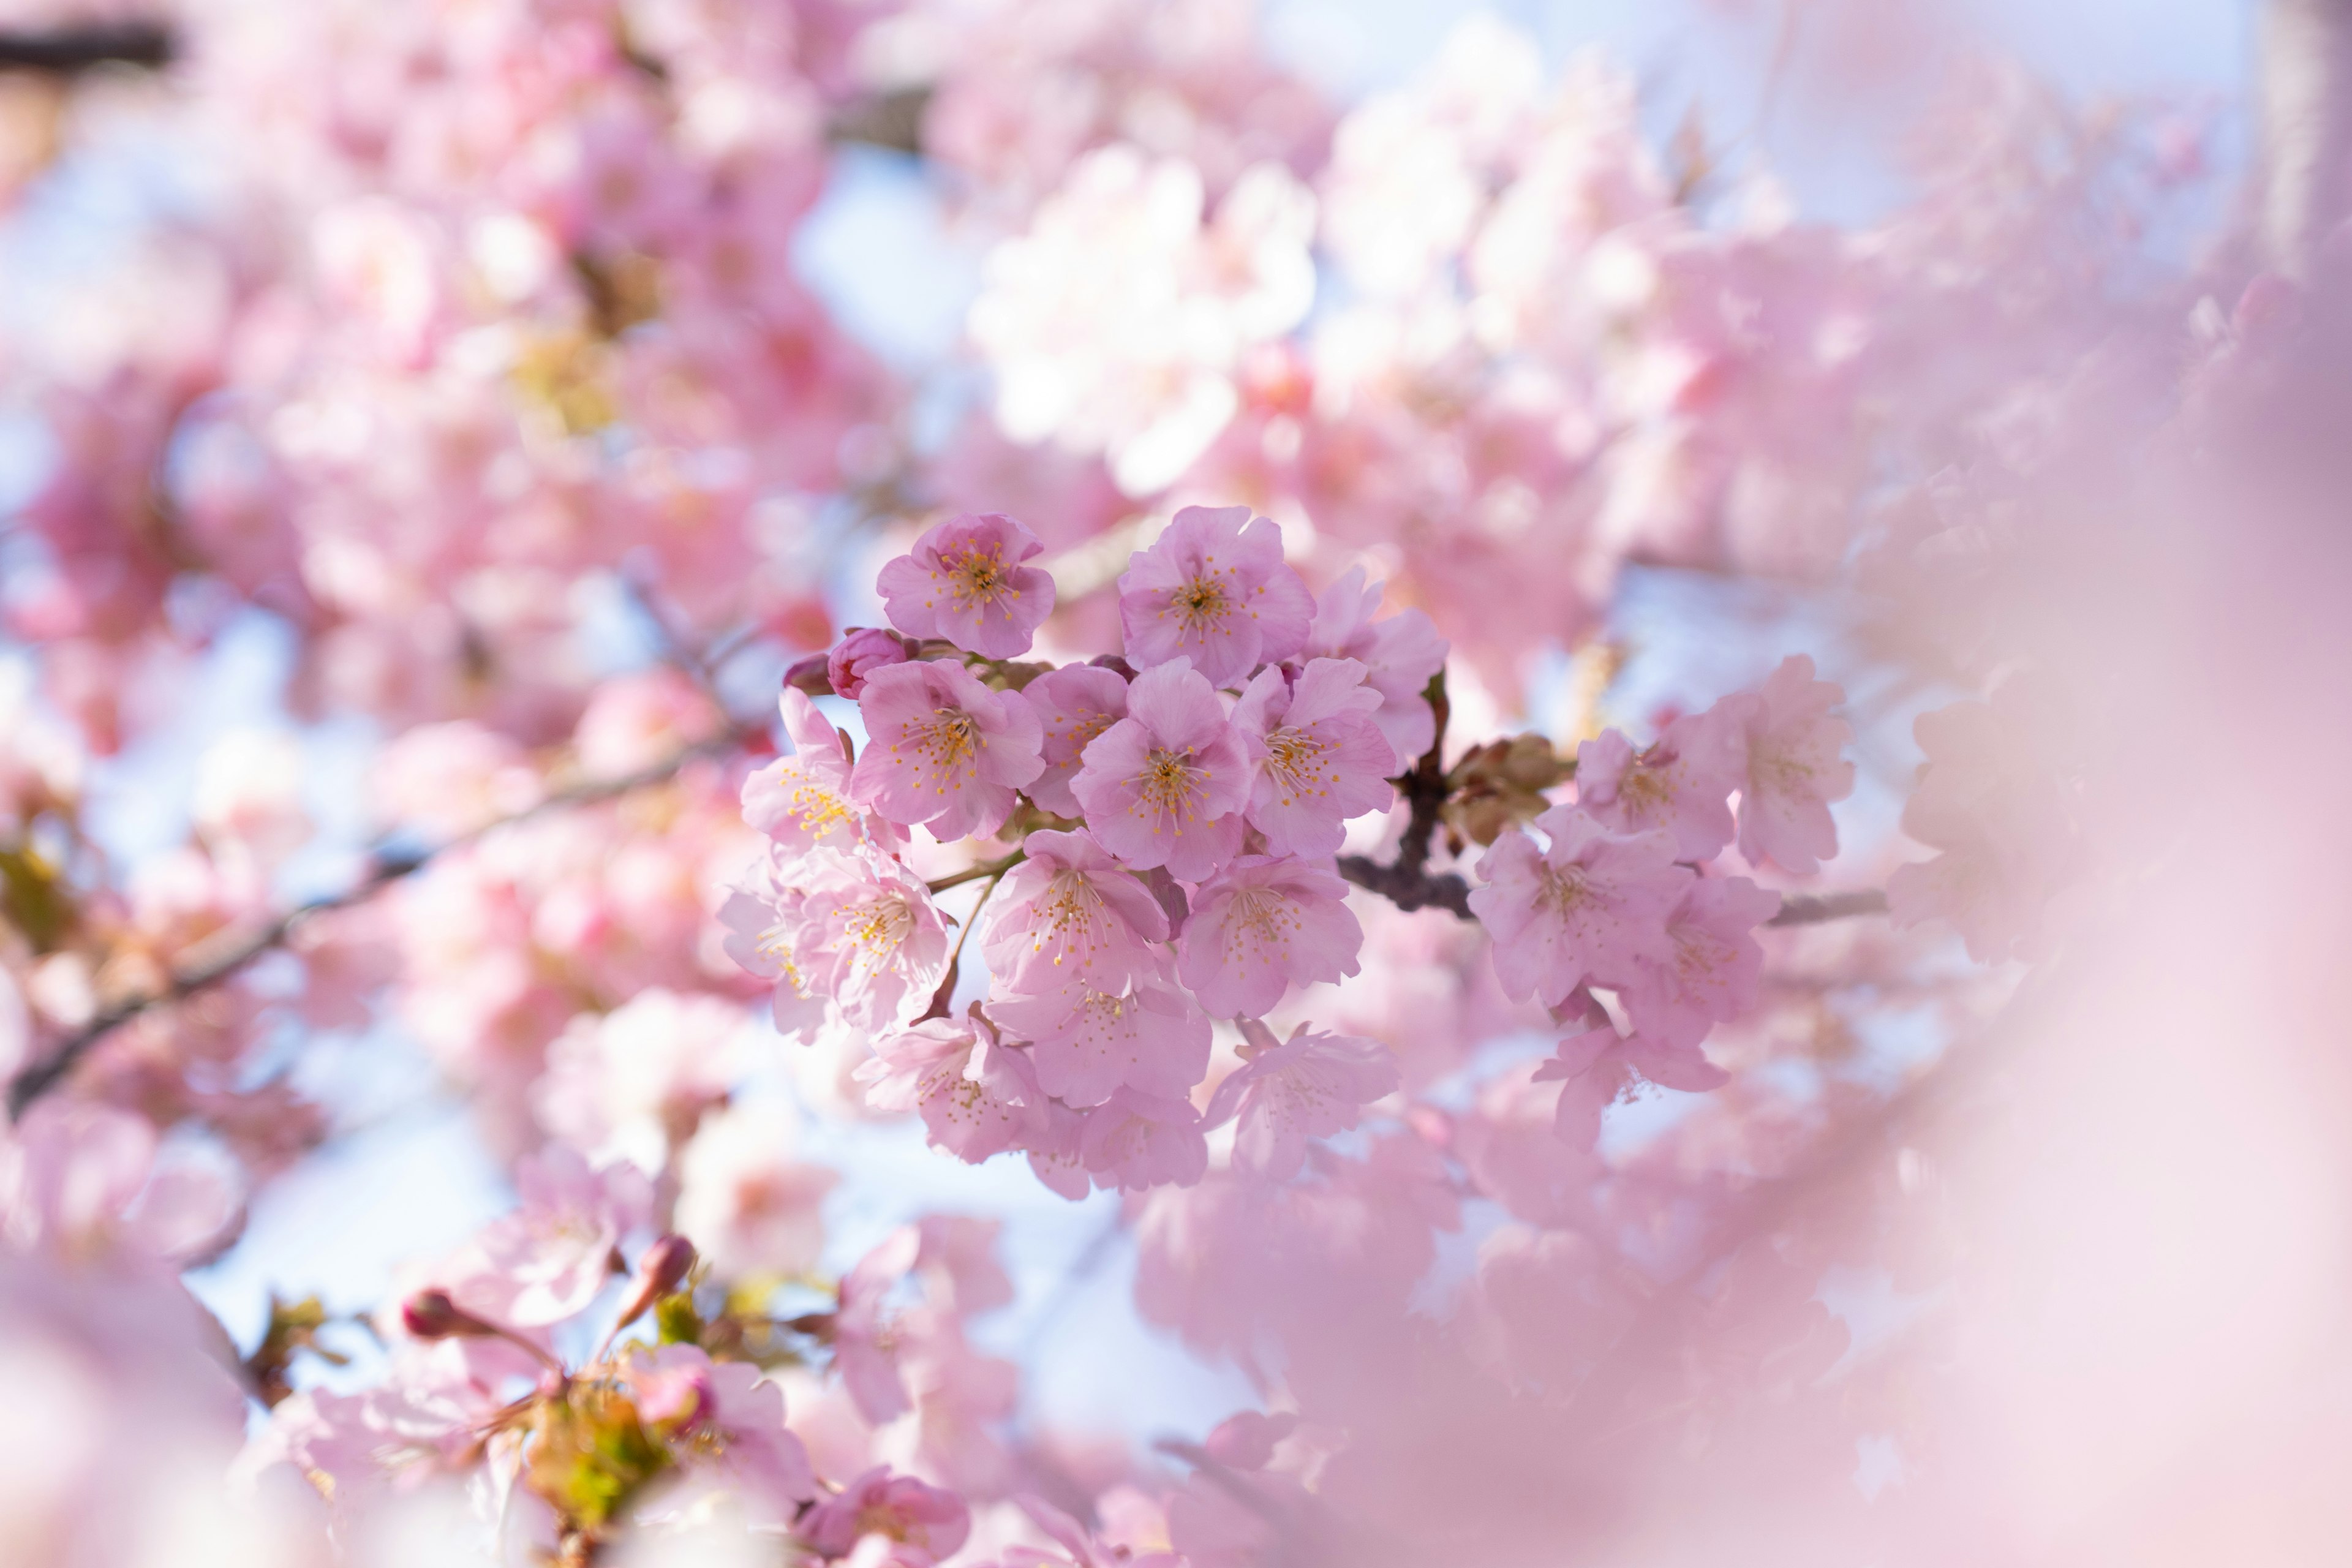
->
[[898, 706, 981, 785], [947, 546, 1012, 606], [1137, 748, 1208, 820], [1262, 725, 1333, 805], [1170, 573, 1231, 632]]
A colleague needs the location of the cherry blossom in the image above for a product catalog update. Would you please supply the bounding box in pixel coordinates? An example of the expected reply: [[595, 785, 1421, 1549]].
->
[[1116, 505, 1313, 685], [878, 512, 1058, 659], [619, 1344, 818, 1525], [1231, 657, 1398, 854], [1080, 1088, 1210, 1191], [743, 688, 869, 852], [851, 661, 1045, 841], [1204, 1022, 1401, 1182], [1301, 567, 1452, 763], [801, 1466, 972, 1564], [829, 628, 916, 700], [975, 827, 1170, 996], [1574, 706, 1747, 862], [987, 964, 1211, 1108], [1468, 805, 1695, 1008], [1619, 875, 1783, 1057], [1071, 659, 1251, 880], [672, 1102, 839, 1278], [1177, 855, 1364, 1019], [1021, 663, 1131, 817], [1730, 655, 1856, 873], [856, 1013, 1044, 1163], [721, 846, 951, 1044]]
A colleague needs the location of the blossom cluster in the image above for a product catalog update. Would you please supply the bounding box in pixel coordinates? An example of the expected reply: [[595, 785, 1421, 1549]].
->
[[726, 503, 1860, 1192]]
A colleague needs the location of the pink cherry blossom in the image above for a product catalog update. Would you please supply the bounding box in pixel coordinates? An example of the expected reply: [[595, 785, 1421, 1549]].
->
[[1080, 1088, 1210, 1191], [877, 512, 1057, 659], [1022, 663, 1130, 817], [720, 846, 951, 1044], [802, 1466, 973, 1563], [1177, 854, 1364, 1019], [976, 827, 1170, 997], [1204, 1022, 1400, 1182], [1468, 805, 1694, 1008], [673, 1101, 839, 1278], [835, 1227, 922, 1425], [856, 1012, 1044, 1163], [1619, 875, 1782, 1050], [742, 688, 867, 852], [1022, 1098, 1095, 1200], [1302, 566, 1451, 763], [829, 627, 916, 699], [532, 987, 744, 1171], [1574, 705, 1747, 862], [1730, 655, 1856, 873], [1886, 684, 2079, 962], [987, 963, 1210, 1107], [443, 1145, 655, 1327], [1232, 657, 1397, 855], [851, 660, 1044, 841], [1116, 505, 1313, 686], [621, 1343, 817, 1524], [1071, 660, 1251, 880]]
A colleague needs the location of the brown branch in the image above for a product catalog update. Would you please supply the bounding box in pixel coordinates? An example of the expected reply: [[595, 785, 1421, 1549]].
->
[[6, 729, 756, 1119], [1766, 888, 1889, 926], [0, 23, 172, 74]]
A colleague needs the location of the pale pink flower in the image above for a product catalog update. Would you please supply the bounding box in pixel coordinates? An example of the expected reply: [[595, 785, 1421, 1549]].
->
[[1302, 567, 1451, 764], [998, 1493, 1183, 1568], [1080, 1088, 1208, 1191], [1022, 663, 1129, 817], [976, 827, 1170, 997], [878, 512, 1057, 659], [1468, 805, 1694, 1008], [532, 987, 745, 1171], [1730, 655, 1855, 873], [1205, 1022, 1400, 1182], [720, 846, 951, 1044], [573, 668, 725, 779], [622, 1343, 817, 1524], [742, 688, 867, 853], [673, 1101, 839, 1278], [446, 1146, 655, 1327], [987, 963, 1210, 1108], [1887, 685, 2078, 962], [1177, 854, 1363, 1019], [1071, 660, 1251, 880], [1574, 706, 1747, 862], [830, 627, 916, 699], [914, 1215, 1015, 1315], [1117, 506, 1313, 686], [1232, 658, 1396, 855], [1620, 873, 1782, 1051], [1022, 1098, 1094, 1200], [802, 1466, 973, 1563], [1534, 1021, 1726, 1097], [835, 1227, 921, 1425], [851, 660, 1044, 841], [856, 1012, 1044, 1163]]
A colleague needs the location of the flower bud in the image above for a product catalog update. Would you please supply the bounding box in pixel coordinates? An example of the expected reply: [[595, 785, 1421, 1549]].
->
[[401, 1288, 497, 1341], [827, 627, 913, 698], [611, 1234, 697, 1333], [783, 652, 835, 698]]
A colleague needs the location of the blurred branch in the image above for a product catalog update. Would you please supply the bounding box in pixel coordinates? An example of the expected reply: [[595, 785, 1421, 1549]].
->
[[827, 85, 931, 156], [6, 728, 758, 1118], [2260, 0, 2352, 275], [0, 23, 172, 74]]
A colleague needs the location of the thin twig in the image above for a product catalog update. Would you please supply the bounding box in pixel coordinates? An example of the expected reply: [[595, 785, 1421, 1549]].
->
[[7, 729, 756, 1118]]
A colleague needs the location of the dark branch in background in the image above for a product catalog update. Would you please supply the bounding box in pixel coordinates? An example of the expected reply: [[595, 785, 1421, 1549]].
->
[[6, 729, 756, 1119], [827, 85, 930, 156], [1336, 673, 1472, 915], [0, 23, 173, 74]]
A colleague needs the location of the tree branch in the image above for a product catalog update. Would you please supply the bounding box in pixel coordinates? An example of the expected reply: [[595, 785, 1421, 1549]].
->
[[0, 23, 172, 74], [6, 729, 755, 1118]]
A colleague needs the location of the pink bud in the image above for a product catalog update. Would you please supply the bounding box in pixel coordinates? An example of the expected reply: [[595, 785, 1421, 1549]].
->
[[611, 1234, 697, 1333], [401, 1288, 496, 1341], [783, 652, 835, 697], [828, 627, 914, 698]]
